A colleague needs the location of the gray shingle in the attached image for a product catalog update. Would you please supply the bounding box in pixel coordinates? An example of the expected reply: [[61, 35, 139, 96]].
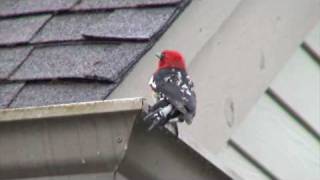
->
[[9, 81, 115, 108], [92, 42, 150, 81], [0, 0, 79, 17], [0, 47, 33, 80], [74, 0, 181, 10], [31, 12, 111, 43], [11, 43, 148, 82], [82, 7, 176, 40], [0, 15, 51, 46], [0, 82, 24, 108]]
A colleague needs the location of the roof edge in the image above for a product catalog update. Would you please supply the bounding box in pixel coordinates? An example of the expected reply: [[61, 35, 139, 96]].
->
[[0, 97, 144, 122]]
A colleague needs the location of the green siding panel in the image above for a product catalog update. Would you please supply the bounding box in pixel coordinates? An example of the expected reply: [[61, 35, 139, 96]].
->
[[217, 145, 270, 180], [232, 95, 320, 180], [304, 23, 320, 60], [270, 48, 320, 135]]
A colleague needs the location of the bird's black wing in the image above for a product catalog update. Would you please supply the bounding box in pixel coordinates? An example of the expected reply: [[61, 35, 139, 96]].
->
[[152, 69, 196, 124]]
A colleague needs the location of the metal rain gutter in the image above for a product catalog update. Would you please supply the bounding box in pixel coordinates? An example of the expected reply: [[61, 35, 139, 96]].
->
[[0, 98, 234, 180]]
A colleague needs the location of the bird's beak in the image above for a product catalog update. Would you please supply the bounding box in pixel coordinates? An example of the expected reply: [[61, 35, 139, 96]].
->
[[155, 52, 163, 60]]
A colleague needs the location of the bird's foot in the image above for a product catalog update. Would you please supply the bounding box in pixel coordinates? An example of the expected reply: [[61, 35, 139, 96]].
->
[[143, 110, 167, 131]]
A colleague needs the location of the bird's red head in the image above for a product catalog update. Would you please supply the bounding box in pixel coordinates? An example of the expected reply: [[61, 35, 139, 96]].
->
[[156, 50, 186, 71]]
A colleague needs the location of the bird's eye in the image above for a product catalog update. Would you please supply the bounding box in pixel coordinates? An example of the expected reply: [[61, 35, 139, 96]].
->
[[160, 53, 165, 60], [155, 52, 164, 60]]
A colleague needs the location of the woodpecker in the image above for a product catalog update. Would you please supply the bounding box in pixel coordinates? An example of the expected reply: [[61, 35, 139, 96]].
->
[[144, 50, 196, 133]]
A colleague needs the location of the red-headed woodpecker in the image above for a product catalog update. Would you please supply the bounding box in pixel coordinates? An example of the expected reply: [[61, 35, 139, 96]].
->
[[144, 50, 196, 133]]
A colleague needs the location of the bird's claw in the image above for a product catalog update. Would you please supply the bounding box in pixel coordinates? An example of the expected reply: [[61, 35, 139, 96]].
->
[[148, 118, 161, 131], [143, 111, 166, 131], [143, 111, 154, 122]]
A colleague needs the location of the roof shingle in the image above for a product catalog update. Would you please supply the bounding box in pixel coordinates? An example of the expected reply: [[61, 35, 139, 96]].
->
[[11, 42, 148, 82], [9, 81, 115, 108], [0, 14, 51, 46], [82, 7, 177, 40], [0, 82, 24, 108], [31, 12, 112, 43], [73, 0, 182, 11], [0, 47, 33, 80], [0, 0, 79, 17]]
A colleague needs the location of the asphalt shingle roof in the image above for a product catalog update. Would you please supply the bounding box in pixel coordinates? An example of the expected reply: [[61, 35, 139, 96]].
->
[[0, 0, 190, 108]]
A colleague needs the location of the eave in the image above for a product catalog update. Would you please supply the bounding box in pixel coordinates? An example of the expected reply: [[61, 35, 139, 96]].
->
[[0, 98, 237, 180]]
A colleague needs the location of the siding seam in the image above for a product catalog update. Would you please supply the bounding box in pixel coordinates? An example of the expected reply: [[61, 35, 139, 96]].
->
[[228, 139, 279, 180], [266, 88, 320, 141], [301, 43, 320, 66]]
